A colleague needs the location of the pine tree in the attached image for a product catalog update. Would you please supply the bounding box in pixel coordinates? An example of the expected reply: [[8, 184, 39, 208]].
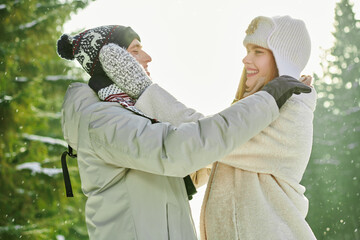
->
[[302, 0, 360, 239], [0, 1, 92, 239]]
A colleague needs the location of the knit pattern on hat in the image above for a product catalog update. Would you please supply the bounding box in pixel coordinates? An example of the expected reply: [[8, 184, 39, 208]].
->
[[73, 26, 118, 75], [58, 25, 140, 77], [243, 16, 311, 79], [99, 43, 152, 99]]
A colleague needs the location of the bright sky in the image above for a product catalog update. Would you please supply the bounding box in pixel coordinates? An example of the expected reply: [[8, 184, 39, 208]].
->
[[64, 0, 359, 236]]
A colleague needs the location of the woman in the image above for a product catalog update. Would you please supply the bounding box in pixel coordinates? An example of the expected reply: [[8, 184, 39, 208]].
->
[[198, 15, 317, 240], [133, 15, 317, 239]]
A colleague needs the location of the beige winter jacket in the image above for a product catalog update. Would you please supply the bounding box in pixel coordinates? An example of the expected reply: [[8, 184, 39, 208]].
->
[[61, 83, 279, 240], [201, 87, 317, 240], [136, 84, 317, 240]]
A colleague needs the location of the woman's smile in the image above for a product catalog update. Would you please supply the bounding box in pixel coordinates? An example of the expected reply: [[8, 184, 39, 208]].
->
[[246, 68, 259, 78]]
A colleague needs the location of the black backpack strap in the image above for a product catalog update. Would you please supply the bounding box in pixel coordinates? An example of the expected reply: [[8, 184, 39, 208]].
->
[[123, 107, 197, 200], [61, 108, 197, 199], [61, 145, 77, 197], [183, 175, 197, 200]]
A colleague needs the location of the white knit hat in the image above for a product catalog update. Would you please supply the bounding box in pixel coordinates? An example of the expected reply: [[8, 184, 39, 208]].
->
[[243, 15, 311, 79]]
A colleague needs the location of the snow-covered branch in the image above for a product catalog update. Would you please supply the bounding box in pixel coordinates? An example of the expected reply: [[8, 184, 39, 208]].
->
[[45, 75, 79, 81], [22, 133, 67, 147], [16, 162, 62, 177], [0, 95, 13, 103], [19, 16, 46, 30]]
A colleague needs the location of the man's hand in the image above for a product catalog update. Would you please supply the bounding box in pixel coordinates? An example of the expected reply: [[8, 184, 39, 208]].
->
[[99, 43, 152, 99], [261, 75, 312, 109]]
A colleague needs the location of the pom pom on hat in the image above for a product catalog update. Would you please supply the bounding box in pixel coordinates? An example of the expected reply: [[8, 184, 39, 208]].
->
[[57, 34, 74, 60], [243, 15, 311, 79]]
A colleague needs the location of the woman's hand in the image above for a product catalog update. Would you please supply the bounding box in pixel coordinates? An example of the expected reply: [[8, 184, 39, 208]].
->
[[99, 43, 152, 99], [299, 75, 313, 87]]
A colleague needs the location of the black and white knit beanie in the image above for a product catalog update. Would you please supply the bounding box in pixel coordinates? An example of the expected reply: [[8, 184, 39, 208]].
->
[[56, 25, 140, 77], [243, 16, 311, 79]]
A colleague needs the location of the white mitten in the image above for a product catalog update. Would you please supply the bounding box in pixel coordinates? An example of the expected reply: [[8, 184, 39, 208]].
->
[[99, 43, 152, 99]]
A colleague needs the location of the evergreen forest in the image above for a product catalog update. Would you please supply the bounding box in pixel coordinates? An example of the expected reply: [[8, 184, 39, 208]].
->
[[0, 0, 359, 239]]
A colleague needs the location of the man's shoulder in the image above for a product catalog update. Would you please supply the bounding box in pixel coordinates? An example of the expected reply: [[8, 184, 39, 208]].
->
[[62, 82, 131, 132], [64, 82, 128, 116]]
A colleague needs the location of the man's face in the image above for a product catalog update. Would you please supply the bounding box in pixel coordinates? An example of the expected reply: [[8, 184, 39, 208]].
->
[[127, 39, 152, 76]]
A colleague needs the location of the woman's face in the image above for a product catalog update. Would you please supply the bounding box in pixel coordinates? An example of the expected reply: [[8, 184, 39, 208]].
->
[[242, 44, 278, 95]]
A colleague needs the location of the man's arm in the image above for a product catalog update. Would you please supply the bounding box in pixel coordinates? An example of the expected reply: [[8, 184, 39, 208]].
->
[[135, 84, 210, 188], [220, 89, 317, 182], [135, 84, 205, 126], [87, 91, 279, 177], [90, 43, 311, 177]]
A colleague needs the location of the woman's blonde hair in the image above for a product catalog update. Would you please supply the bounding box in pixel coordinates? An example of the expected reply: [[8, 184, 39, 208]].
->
[[232, 67, 247, 104]]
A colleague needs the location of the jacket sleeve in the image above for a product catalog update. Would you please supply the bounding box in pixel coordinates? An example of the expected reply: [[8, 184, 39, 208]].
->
[[87, 91, 279, 177], [135, 84, 205, 125], [220, 89, 317, 183], [135, 83, 210, 187]]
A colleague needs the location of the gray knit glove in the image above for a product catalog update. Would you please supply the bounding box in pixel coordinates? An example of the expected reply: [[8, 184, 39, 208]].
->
[[99, 43, 152, 99]]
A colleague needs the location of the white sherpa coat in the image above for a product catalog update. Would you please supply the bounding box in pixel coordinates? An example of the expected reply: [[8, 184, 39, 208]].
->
[[135, 84, 317, 240]]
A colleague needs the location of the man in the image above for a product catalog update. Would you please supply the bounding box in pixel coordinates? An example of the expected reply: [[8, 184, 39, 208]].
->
[[57, 25, 311, 239]]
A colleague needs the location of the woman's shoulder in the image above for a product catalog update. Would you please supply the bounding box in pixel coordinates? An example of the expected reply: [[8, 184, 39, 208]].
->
[[282, 87, 317, 113]]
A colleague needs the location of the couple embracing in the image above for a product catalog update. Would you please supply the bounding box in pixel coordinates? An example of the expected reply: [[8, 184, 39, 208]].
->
[[57, 15, 317, 240]]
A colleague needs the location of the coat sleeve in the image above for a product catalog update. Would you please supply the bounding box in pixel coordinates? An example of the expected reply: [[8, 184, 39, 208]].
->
[[135, 84, 205, 125], [220, 89, 317, 183], [87, 91, 279, 177], [135, 83, 210, 187]]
